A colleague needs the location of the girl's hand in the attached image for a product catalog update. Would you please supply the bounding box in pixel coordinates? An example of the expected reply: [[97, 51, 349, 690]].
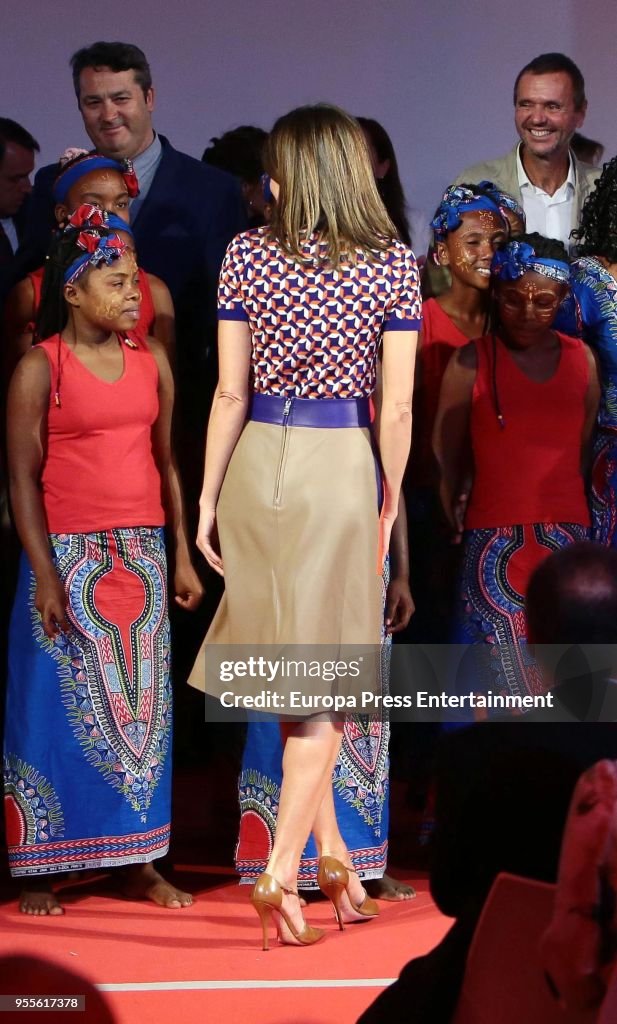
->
[[385, 577, 415, 634], [451, 489, 469, 545], [196, 506, 224, 576], [35, 571, 69, 639], [174, 559, 204, 611]]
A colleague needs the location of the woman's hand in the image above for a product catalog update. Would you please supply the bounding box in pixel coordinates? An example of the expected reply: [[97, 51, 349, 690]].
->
[[174, 557, 204, 611], [385, 577, 415, 634], [35, 570, 69, 639], [196, 506, 224, 576]]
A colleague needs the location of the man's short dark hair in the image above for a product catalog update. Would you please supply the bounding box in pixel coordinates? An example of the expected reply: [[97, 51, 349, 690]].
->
[[513, 52, 586, 111], [0, 117, 39, 164], [70, 42, 152, 101]]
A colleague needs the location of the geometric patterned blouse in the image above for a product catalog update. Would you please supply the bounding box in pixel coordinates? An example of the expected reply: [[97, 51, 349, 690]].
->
[[217, 227, 422, 398]]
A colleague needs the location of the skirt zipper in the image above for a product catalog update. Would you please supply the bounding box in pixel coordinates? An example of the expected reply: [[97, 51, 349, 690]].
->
[[273, 398, 292, 507]]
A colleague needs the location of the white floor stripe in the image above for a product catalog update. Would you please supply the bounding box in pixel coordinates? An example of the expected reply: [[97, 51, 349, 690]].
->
[[97, 979, 394, 992]]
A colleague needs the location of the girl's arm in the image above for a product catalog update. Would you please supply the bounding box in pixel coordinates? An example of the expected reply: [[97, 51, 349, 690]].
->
[[196, 319, 251, 575], [147, 336, 203, 611], [7, 348, 69, 638], [147, 273, 176, 367], [432, 343, 477, 536], [386, 492, 415, 633]]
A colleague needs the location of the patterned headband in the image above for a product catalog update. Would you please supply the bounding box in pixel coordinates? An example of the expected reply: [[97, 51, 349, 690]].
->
[[63, 211, 130, 285], [476, 180, 526, 224], [66, 203, 134, 239], [53, 154, 139, 202], [491, 240, 570, 285], [431, 184, 507, 241]]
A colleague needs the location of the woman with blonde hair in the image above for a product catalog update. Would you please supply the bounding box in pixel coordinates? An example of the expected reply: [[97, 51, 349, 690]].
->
[[190, 104, 420, 947]]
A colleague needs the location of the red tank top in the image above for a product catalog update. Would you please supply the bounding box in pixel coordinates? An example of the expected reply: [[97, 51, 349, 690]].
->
[[38, 334, 165, 533], [28, 266, 155, 339], [414, 298, 469, 485], [465, 332, 590, 529]]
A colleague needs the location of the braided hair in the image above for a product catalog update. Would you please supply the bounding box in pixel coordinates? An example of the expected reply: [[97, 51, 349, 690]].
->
[[571, 157, 617, 262], [34, 221, 117, 343]]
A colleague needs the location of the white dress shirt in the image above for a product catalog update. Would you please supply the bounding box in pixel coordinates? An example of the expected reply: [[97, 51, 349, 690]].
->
[[516, 144, 576, 248]]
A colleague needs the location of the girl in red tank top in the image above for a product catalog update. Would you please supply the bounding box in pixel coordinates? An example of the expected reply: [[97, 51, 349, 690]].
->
[[4, 211, 202, 916], [414, 183, 510, 485], [3, 152, 174, 384], [408, 183, 510, 645], [434, 235, 600, 704]]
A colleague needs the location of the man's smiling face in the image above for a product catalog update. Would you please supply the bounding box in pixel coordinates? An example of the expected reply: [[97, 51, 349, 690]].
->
[[514, 71, 586, 161]]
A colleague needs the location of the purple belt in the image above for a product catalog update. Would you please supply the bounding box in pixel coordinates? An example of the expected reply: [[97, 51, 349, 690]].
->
[[249, 393, 371, 428]]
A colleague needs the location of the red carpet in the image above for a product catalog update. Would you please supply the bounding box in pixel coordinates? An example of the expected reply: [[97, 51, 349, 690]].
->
[[0, 869, 451, 1023]]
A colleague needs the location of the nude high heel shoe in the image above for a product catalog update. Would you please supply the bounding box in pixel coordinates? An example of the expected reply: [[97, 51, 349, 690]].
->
[[317, 856, 379, 930], [250, 873, 325, 950]]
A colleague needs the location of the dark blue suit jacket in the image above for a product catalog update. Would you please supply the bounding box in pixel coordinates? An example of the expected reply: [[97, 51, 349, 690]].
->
[[0, 199, 41, 311]]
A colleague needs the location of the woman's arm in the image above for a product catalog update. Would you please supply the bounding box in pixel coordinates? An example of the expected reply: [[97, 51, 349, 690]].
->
[[373, 358, 415, 629], [196, 319, 252, 575], [7, 348, 69, 637], [3, 277, 36, 387], [147, 273, 176, 367], [374, 328, 418, 566], [432, 343, 477, 536], [147, 336, 203, 611]]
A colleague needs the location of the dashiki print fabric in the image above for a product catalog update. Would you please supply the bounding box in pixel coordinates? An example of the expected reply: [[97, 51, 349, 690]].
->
[[3, 528, 172, 876], [453, 523, 589, 703], [556, 257, 617, 546]]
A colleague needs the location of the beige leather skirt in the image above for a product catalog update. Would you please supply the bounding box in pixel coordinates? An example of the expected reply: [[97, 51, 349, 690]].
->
[[188, 419, 382, 703]]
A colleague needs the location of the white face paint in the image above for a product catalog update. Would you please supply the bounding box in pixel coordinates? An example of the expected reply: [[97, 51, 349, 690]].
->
[[74, 250, 141, 329]]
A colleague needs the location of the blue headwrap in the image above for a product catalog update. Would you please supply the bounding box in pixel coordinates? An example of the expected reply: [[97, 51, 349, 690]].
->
[[105, 213, 134, 238], [476, 180, 526, 225], [53, 154, 140, 203], [63, 232, 130, 285], [491, 240, 570, 285], [61, 206, 131, 285], [431, 184, 506, 241]]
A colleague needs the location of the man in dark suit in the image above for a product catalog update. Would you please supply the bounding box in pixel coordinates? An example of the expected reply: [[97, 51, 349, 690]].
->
[[0, 118, 39, 310], [26, 41, 245, 398]]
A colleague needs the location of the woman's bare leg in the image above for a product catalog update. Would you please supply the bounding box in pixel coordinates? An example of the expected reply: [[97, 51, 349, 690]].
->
[[311, 783, 367, 906], [264, 718, 343, 930]]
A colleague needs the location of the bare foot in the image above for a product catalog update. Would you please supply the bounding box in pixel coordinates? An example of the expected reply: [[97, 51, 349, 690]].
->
[[365, 873, 417, 902], [118, 864, 193, 909], [19, 881, 64, 916]]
